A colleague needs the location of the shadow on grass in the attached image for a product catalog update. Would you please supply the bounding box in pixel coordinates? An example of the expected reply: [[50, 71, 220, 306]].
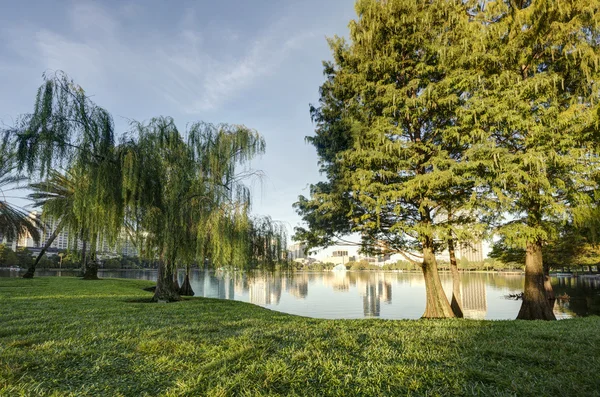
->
[[1, 277, 600, 396]]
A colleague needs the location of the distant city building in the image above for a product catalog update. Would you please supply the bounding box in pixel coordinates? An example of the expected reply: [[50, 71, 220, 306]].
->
[[288, 243, 307, 261], [459, 241, 484, 263], [16, 212, 138, 257]]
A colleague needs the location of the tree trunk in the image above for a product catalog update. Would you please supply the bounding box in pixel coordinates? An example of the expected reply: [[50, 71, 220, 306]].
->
[[179, 266, 195, 296], [421, 245, 455, 319], [544, 262, 555, 302], [82, 254, 99, 280], [448, 238, 463, 318], [22, 219, 64, 279], [172, 269, 180, 291], [516, 241, 556, 320], [78, 239, 87, 277], [153, 261, 180, 302]]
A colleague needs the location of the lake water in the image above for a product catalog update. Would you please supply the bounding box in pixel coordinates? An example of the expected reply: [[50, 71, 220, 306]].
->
[[2, 268, 599, 320]]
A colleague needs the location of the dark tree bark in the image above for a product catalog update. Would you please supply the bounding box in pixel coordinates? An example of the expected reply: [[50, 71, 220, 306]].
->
[[179, 266, 195, 296], [22, 220, 64, 279], [82, 256, 99, 280], [448, 238, 464, 318], [544, 262, 555, 302], [517, 241, 556, 320], [421, 242, 455, 318], [78, 239, 87, 277], [172, 269, 180, 291], [153, 260, 180, 302]]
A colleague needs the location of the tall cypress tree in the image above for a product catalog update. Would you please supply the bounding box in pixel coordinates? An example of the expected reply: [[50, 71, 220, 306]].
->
[[295, 0, 477, 318], [466, 0, 600, 319]]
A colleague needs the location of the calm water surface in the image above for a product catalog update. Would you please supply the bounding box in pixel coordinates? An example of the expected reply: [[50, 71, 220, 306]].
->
[[2, 268, 599, 320]]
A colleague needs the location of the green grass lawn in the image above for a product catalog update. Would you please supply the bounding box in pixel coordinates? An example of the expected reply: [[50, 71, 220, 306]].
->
[[1, 278, 599, 396]]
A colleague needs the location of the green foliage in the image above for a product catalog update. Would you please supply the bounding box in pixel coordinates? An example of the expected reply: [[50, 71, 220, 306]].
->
[[464, 1, 600, 249], [0, 142, 41, 244], [382, 260, 419, 271], [36, 254, 53, 269], [12, 72, 125, 257], [0, 244, 18, 266], [15, 248, 33, 268], [122, 116, 284, 270], [7, 72, 286, 273], [491, 225, 600, 270], [347, 260, 381, 271], [294, 0, 481, 261], [1, 277, 600, 396], [307, 262, 336, 271]]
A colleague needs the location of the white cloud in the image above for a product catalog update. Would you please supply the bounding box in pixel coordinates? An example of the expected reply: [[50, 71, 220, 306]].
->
[[4, 1, 314, 113]]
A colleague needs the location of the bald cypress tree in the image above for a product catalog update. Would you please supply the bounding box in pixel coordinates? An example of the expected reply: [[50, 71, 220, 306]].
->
[[465, 0, 600, 320], [295, 0, 478, 318]]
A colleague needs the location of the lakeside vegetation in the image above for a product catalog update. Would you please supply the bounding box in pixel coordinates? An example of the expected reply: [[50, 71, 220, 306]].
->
[[1, 277, 599, 397], [293, 0, 600, 320]]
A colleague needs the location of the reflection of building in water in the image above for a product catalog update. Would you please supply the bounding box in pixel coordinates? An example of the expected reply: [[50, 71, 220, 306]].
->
[[249, 276, 282, 305], [355, 274, 393, 317], [323, 271, 350, 292], [287, 274, 309, 298], [461, 279, 487, 319], [207, 275, 227, 300], [363, 284, 381, 317], [234, 275, 247, 297]]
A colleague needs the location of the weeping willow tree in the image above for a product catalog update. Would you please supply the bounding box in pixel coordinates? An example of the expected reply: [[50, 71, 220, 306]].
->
[[122, 117, 276, 302], [8, 71, 125, 278], [246, 215, 288, 270], [8, 72, 286, 293]]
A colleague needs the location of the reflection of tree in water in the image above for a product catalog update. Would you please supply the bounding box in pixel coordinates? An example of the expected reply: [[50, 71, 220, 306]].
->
[[552, 276, 600, 317], [209, 274, 226, 300], [479, 273, 524, 291]]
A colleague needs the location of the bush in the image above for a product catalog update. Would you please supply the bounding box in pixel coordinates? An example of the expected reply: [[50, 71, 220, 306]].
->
[[348, 260, 380, 270], [382, 260, 419, 271]]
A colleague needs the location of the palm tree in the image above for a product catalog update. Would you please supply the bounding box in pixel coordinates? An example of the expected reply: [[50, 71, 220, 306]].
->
[[0, 144, 40, 251], [22, 169, 78, 278]]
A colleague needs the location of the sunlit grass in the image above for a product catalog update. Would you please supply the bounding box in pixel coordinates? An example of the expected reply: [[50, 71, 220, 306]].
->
[[1, 277, 599, 396]]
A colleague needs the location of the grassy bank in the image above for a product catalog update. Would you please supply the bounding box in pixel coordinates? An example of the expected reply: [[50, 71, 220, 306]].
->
[[1, 278, 599, 396]]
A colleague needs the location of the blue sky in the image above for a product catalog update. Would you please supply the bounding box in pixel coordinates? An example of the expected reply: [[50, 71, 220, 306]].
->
[[0, 0, 356, 241]]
